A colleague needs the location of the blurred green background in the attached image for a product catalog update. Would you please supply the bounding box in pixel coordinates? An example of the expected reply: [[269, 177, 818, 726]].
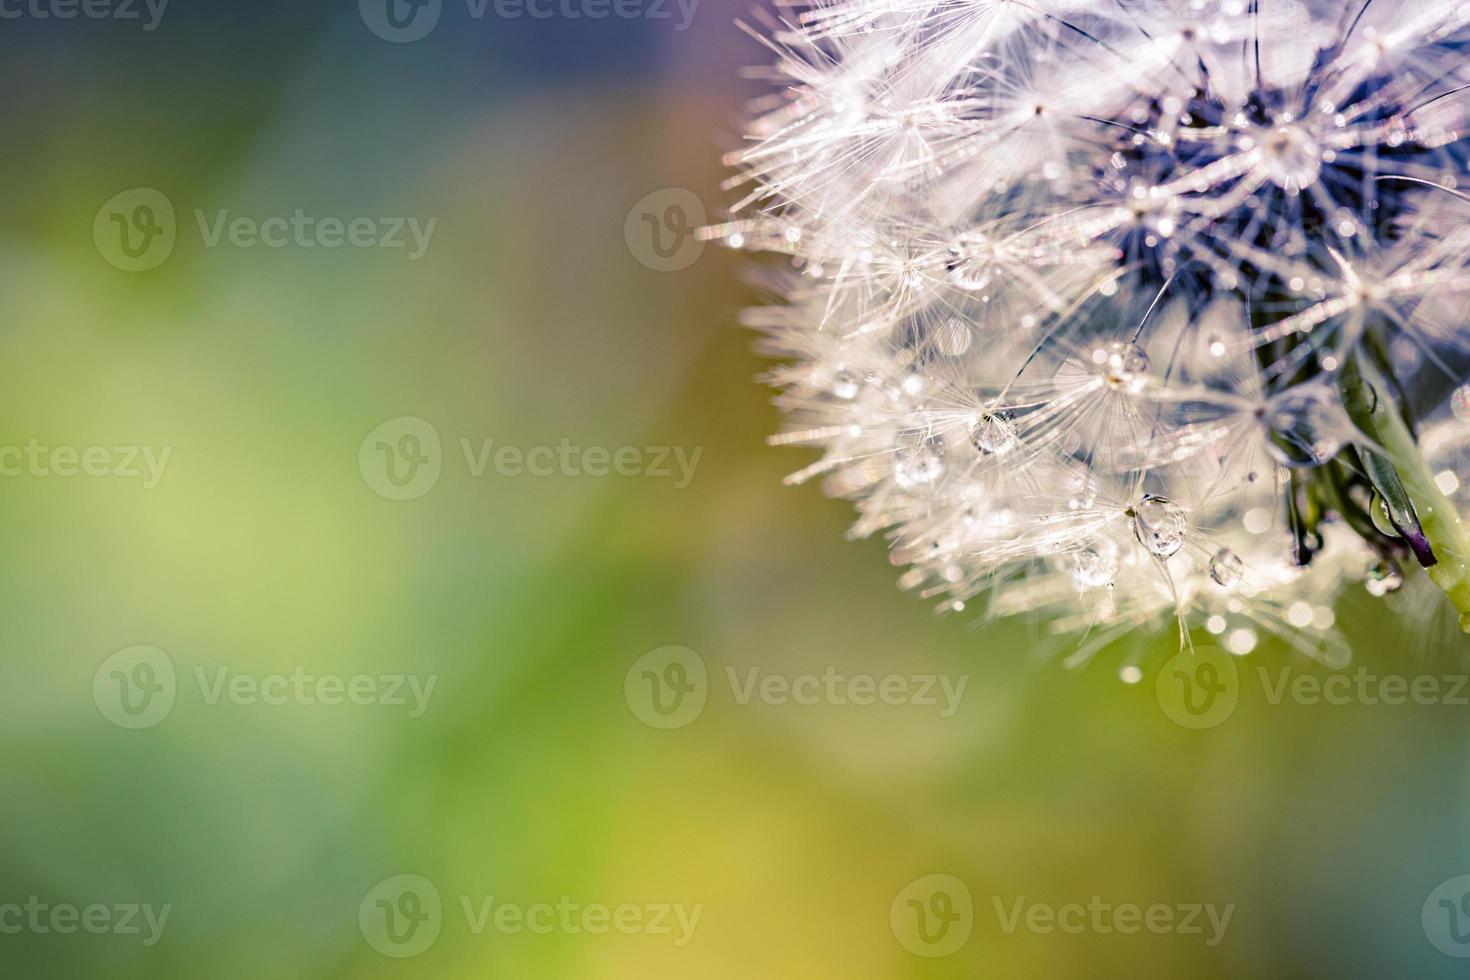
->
[[2, 1, 1470, 977]]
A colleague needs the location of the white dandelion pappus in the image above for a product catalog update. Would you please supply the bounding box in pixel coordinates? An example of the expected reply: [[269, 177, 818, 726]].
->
[[710, 0, 1470, 661]]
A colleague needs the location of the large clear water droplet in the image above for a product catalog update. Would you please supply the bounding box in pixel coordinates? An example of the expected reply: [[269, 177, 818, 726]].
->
[[1209, 547, 1244, 587], [892, 434, 947, 491], [1132, 494, 1187, 558], [1265, 384, 1352, 468], [970, 411, 1018, 455], [946, 231, 996, 291], [1370, 493, 1399, 538], [1071, 537, 1120, 589]]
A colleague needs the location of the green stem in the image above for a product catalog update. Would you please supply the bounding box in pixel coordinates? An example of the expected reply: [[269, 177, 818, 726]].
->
[[1351, 356, 1470, 632]]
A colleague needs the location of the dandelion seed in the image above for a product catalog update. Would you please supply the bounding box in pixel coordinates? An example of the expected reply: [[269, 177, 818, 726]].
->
[[721, 0, 1470, 654]]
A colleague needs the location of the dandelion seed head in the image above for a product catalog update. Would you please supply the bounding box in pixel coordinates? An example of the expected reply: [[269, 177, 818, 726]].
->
[[723, 0, 1470, 661]]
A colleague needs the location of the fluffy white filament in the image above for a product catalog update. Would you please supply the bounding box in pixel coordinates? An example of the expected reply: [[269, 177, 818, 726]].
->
[[713, 0, 1470, 665]]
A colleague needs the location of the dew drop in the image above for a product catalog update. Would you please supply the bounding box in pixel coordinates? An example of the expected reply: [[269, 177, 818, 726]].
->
[[1131, 494, 1187, 558], [1370, 494, 1399, 538], [1209, 548, 1244, 587], [831, 369, 859, 400], [1265, 384, 1352, 467], [947, 231, 997, 291], [1097, 341, 1151, 393], [892, 434, 947, 490], [1070, 537, 1120, 589], [970, 411, 1019, 455]]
